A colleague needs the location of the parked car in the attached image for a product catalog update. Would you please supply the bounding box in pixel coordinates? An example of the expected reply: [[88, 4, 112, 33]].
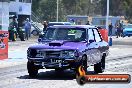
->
[[123, 24, 132, 37], [27, 25, 109, 77], [31, 22, 43, 36]]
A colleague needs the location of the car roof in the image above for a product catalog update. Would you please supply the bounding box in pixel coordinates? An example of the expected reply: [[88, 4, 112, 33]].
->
[[48, 22, 71, 25], [48, 25, 97, 29], [48, 22, 72, 27]]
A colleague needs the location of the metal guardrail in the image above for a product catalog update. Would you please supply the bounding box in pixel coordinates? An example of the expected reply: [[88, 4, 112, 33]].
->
[[31, 11, 43, 35], [31, 11, 42, 23]]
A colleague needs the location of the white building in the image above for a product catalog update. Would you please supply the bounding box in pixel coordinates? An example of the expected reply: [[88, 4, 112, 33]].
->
[[0, 0, 9, 31], [9, 0, 32, 27]]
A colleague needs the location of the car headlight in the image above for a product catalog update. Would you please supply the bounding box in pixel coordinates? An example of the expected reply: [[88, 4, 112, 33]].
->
[[74, 50, 80, 57], [68, 51, 75, 57], [28, 49, 37, 58], [62, 50, 76, 58]]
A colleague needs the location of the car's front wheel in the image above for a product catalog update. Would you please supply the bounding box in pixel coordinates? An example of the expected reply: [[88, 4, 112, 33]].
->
[[75, 55, 87, 78], [94, 62, 103, 73], [82, 55, 87, 73], [27, 61, 38, 77]]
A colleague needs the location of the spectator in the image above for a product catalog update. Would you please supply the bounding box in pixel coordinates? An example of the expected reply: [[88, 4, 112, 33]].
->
[[116, 25, 121, 38], [43, 21, 48, 32], [70, 19, 76, 25], [8, 17, 18, 41], [108, 23, 113, 36], [24, 18, 31, 40], [119, 21, 124, 37], [86, 21, 90, 25]]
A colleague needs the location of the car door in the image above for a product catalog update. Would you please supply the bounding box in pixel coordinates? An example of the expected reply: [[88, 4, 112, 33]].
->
[[94, 28, 109, 54], [86, 28, 102, 65]]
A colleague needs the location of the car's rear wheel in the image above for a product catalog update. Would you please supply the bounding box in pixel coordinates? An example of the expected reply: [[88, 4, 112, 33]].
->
[[27, 61, 38, 77], [94, 55, 106, 73], [94, 62, 102, 73], [101, 54, 106, 69]]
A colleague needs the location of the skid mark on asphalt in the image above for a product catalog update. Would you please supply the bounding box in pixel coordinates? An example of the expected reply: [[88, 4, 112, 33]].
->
[[106, 57, 132, 72]]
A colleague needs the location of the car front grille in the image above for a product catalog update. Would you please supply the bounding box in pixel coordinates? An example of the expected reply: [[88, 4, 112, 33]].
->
[[33, 50, 62, 58], [28, 49, 74, 59], [45, 51, 61, 58]]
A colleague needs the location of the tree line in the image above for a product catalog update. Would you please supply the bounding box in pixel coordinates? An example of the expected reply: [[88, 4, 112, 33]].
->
[[32, 0, 132, 23]]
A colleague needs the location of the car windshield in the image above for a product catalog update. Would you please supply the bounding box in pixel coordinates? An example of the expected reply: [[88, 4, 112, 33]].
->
[[43, 28, 86, 41]]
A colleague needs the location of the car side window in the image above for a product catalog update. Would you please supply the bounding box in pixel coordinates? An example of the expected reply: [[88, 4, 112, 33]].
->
[[93, 29, 101, 42], [88, 29, 94, 41]]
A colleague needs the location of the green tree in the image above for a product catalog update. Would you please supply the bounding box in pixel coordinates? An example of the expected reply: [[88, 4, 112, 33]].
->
[[32, 0, 41, 16], [39, 0, 57, 21], [32, 0, 132, 22]]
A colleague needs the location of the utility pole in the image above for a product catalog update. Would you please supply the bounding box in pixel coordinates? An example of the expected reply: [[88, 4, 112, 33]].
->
[[106, 0, 109, 30], [56, 0, 58, 22]]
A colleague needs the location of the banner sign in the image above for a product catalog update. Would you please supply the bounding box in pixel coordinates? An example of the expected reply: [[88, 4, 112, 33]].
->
[[0, 31, 8, 60]]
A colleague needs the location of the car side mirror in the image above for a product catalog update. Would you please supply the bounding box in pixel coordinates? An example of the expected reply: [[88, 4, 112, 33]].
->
[[89, 39, 95, 43], [38, 38, 42, 42], [84, 39, 88, 42]]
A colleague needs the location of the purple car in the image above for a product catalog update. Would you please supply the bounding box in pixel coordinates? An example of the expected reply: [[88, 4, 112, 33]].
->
[[27, 25, 109, 77]]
